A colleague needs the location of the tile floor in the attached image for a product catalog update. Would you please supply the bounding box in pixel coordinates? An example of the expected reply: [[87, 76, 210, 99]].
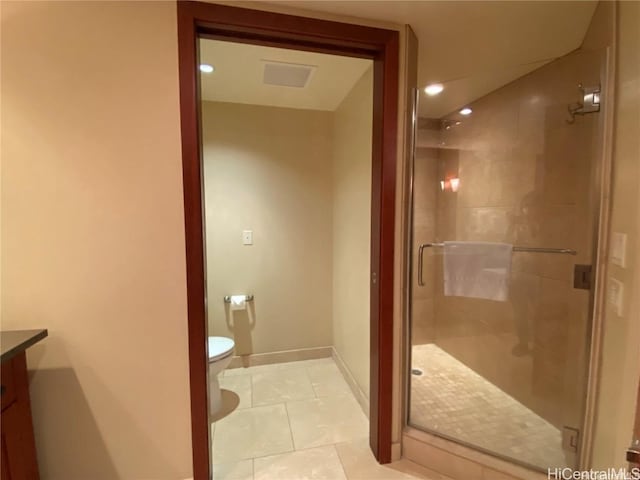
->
[[211, 357, 446, 480], [409, 344, 568, 470]]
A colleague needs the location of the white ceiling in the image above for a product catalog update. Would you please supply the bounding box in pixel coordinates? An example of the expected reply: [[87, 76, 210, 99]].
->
[[199, 39, 372, 111], [259, 0, 599, 117]]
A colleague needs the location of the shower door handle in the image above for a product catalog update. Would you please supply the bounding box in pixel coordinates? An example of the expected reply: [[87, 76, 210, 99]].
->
[[418, 244, 427, 287]]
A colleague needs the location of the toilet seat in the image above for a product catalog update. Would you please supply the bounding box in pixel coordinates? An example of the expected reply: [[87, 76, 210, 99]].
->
[[208, 336, 234, 362]]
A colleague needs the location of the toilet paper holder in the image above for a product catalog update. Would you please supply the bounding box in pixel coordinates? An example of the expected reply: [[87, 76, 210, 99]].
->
[[223, 295, 254, 303]]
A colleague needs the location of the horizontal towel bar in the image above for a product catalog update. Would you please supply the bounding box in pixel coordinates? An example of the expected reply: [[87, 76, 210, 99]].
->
[[417, 243, 577, 287], [421, 243, 577, 255]]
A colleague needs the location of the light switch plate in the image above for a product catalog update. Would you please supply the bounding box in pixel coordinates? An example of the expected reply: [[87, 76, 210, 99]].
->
[[608, 278, 624, 317], [611, 232, 627, 267], [242, 230, 253, 245]]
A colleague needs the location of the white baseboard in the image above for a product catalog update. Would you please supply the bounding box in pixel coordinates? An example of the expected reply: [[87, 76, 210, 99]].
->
[[226, 345, 370, 419], [227, 346, 332, 369]]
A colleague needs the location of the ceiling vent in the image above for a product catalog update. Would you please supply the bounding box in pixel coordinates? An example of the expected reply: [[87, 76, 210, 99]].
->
[[262, 61, 316, 88]]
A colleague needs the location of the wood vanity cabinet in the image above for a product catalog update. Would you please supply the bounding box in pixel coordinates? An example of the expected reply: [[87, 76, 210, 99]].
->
[[1, 330, 47, 480]]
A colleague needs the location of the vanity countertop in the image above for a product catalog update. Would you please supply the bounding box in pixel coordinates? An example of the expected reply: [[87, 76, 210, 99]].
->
[[0, 329, 48, 364]]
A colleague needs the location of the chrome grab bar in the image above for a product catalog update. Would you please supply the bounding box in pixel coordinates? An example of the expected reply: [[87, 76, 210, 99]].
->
[[417, 242, 577, 288], [223, 295, 254, 303]]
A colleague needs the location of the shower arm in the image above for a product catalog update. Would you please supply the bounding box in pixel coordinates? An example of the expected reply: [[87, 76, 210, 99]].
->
[[417, 243, 577, 287]]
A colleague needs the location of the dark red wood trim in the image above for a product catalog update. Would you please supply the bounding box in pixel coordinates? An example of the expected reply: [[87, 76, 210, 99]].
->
[[177, 6, 210, 480], [198, 32, 374, 59], [371, 31, 399, 465], [176, 2, 399, 477], [182, 1, 395, 51], [369, 56, 384, 461]]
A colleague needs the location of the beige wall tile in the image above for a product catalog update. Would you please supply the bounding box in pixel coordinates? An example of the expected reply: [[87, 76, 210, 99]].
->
[[457, 151, 492, 208], [488, 156, 538, 208], [457, 207, 516, 243], [411, 298, 436, 345]]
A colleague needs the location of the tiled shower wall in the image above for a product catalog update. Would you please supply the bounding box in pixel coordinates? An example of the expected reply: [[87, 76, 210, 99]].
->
[[411, 135, 439, 346], [411, 40, 607, 433]]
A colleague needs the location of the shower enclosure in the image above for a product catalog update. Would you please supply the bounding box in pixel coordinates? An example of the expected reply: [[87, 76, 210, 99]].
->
[[407, 42, 608, 471]]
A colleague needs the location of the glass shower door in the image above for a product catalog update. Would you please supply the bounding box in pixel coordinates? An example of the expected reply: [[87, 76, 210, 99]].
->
[[408, 48, 604, 471]]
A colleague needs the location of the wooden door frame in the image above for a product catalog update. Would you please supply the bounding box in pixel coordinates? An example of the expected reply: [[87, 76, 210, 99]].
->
[[177, 2, 399, 478]]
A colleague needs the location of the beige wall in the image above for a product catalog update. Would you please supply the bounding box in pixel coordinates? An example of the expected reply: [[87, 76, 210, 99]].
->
[[213, 1, 408, 457], [1, 2, 192, 479], [7, 0, 636, 477], [592, 0, 640, 469], [201, 101, 334, 354], [202, 66, 374, 384], [332, 67, 373, 403]]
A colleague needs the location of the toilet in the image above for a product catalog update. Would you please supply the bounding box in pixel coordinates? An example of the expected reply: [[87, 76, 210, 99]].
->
[[207, 336, 235, 414]]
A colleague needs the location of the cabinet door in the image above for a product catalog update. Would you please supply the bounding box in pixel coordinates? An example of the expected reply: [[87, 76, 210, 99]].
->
[[1, 427, 11, 480], [1, 400, 40, 480], [0, 355, 39, 480]]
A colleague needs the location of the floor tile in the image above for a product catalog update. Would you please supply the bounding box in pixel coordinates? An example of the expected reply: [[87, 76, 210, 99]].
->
[[225, 363, 280, 377], [254, 445, 346, 480], [391, 460, 454, 480], [225, 357, 333, 377], [336, 438, 442, 480], [211, 459, 254, 480], [276, 358, 334, 370], [307, 362, 351, 397], [212, 404, 294, 463], [410, 344, 566, 469], [286, 394, 368, 450], [220, 374, 252, 409], [252, 367, 315, 406]]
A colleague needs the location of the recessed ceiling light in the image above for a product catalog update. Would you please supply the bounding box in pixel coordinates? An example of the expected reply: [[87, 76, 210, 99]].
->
[[424, 83, 444, 96], [200, 64, 215, 73], [459, 107, 473, 115]]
